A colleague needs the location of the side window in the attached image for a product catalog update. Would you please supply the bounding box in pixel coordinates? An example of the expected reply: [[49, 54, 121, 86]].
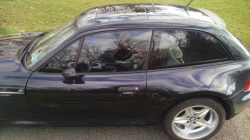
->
[[150, 30, 229, 69], [76, 30, 152, 72], [38, 39, 80, 73]]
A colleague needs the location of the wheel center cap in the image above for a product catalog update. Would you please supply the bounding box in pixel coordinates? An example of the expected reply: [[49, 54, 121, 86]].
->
[[190, 117, 196, 121]]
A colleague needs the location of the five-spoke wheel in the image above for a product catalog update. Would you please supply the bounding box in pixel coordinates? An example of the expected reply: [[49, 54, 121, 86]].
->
[[172, 106, 219, 139], [163, 98, 226, 140]]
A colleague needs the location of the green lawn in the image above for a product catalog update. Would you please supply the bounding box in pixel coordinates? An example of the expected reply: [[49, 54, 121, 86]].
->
[[0, 0, 250, 48]]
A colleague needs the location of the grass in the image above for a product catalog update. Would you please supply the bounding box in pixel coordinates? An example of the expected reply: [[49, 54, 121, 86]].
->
[[0, 0, 250, 48]]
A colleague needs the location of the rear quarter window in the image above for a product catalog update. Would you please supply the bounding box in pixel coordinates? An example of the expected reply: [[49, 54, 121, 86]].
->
[[149, 30, 230, 69]]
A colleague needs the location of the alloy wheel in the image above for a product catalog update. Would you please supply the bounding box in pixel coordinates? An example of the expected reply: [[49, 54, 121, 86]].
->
[[171, 105, 219, 140]]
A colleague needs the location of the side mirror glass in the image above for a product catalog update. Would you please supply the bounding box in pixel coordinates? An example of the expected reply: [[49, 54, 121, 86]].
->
[[62, 68, 77, 80]]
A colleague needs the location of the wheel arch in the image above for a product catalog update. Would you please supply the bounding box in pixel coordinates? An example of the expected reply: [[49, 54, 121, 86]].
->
[[160, 91, 234, 121]]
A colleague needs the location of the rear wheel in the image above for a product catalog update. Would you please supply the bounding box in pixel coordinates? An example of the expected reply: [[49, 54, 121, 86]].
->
[[163, 97, 226, 140]]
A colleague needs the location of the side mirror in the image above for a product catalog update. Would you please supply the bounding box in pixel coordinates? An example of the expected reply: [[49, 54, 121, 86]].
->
[[62, 68, 77, 80]]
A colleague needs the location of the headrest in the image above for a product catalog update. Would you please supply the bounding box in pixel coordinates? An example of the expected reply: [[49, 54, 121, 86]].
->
[[171, 46, 183, 59]]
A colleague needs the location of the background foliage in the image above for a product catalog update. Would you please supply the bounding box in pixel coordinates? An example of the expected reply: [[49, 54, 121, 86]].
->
[[0, 0, 249, 48]]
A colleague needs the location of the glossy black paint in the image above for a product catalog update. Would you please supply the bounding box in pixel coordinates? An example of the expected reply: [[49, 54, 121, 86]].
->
[[26, 71, 146, 119], [0, 3, 250, 126], [0, 31, 43, 120], [140, 60, 250, 120], [76, 4, 216, 29]]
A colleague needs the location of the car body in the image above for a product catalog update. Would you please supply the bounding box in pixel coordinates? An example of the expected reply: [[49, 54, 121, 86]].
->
[[0, 3, 250, 140]]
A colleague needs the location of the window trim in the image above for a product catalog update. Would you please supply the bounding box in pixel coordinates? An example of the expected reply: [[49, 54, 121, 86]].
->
[[35, 28, 232, 74], [74, 38, 84, 70], [147, 29, 232, 70]]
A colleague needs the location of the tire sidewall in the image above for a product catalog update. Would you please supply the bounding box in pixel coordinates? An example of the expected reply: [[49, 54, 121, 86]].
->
[[163, 98, 226, 140]]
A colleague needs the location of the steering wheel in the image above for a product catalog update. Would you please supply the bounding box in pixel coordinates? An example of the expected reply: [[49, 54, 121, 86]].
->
[[76, 62, 92, 72]]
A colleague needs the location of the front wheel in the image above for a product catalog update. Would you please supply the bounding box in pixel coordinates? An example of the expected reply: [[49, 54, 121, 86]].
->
[[163, 97, 226, 140]]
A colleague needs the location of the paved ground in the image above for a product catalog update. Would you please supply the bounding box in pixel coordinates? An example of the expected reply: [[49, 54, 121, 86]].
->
[[0, 105, 249, 140]]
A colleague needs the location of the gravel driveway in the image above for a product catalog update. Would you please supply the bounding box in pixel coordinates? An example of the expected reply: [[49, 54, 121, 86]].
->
[[0, 105, 249, 140]]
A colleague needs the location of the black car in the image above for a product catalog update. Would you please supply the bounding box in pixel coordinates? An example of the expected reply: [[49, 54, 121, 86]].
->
[[0, 3, 250, 140]]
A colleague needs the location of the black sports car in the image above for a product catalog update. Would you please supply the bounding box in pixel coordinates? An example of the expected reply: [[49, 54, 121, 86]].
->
[[0, 3, 250, 140]]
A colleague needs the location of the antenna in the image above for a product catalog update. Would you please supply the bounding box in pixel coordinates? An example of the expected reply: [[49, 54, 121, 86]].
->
[[185, 0, 194, 11], [152, 0, 155, 12]]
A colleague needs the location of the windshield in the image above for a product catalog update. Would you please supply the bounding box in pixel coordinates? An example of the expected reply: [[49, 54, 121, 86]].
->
[[26, 20, 77, 68]]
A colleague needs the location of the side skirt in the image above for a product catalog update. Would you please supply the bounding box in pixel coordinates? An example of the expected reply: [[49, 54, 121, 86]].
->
[[0, 118, 158, 127]]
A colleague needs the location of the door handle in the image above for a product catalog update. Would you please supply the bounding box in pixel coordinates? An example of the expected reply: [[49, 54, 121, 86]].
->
[[118, 86, 140, 95]]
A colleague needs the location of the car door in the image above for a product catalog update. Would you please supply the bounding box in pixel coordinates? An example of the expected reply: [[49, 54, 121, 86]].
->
[[26, 29, 152, 119]]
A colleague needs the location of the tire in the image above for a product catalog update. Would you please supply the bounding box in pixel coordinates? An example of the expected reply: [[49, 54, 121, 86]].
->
[[163, 97, 226, 140]]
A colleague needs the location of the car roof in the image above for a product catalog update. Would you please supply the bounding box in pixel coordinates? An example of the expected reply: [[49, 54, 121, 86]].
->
[[76, 3, 215, 29]]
